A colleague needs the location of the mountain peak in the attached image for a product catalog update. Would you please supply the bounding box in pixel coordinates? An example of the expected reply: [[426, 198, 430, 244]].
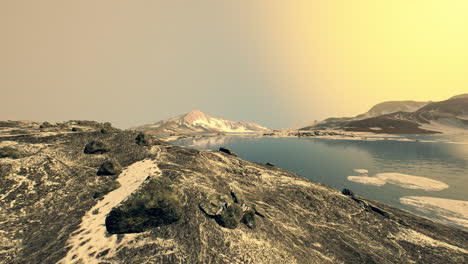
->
[[183, 110, 209, 124]]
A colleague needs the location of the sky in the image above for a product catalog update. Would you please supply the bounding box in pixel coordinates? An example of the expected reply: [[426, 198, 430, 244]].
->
[[1, 1, 467, 129]]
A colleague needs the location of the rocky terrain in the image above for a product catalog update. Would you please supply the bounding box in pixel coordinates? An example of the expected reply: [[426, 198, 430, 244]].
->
[[302, 95, 468, 134], [1, 121, 467, 264], [134, 110, 270, 134]]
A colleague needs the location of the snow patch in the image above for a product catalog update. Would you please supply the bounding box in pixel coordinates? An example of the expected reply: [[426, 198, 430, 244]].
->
[[59, 159, 161, 264]]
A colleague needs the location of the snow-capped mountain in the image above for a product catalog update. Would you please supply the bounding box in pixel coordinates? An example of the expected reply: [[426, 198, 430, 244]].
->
[[134, 110, 270, 133]]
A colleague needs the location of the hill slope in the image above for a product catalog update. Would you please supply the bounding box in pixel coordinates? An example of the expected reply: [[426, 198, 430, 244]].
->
[[303, 101, 428, 130], [302, 95, 468, 134], [135, 110, 269, 133], [1, 122, 466, 263]]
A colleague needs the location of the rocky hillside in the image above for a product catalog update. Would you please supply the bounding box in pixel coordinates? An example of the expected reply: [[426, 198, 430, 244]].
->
[[302, 95, 468, 134], [302, 101, 429, 130], [134, 110, 270, 134], [1, 121, 467, 263]]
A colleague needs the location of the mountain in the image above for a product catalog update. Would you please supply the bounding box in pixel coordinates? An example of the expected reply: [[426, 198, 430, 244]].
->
[[302, 95, 468, 134], [1, 122, 466, 263], [302, 100, 429, 130], [135, 110, 270, 133]]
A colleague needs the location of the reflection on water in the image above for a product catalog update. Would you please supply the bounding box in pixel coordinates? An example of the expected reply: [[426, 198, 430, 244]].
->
[[171, 135, 468, 230]]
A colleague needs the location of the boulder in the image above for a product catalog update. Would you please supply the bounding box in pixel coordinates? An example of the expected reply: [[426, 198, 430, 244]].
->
[[242, 211, 256, 229], [216, 203, 243, 229], [230, 189, 245, 205], [97, 159, 122, 176], [266, 162, 275, 167], [219, 147, 237, 157], [0, 147, 21, 159], [135, 133, 150, 146], [39, 122, 54, 129], [71, 127, 83, 132], [105, 178, 182, 234], [341, 188, 355, 197], [84, 140, 110, 154], [199, 194, 230, 216]]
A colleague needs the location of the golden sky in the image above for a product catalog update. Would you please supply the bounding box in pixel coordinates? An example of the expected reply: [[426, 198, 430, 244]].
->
[[1, 1, 467, 128]]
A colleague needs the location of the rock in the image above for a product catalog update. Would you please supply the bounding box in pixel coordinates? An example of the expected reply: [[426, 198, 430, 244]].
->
[[266, 162, 275, 167], [0, 147, 21, 159], [216, 203, 243, 229], [341, 188, 355, 197], [71, 127, 83, 132], [230, 189, 245, 205], [105, 178, 182, 234], [199, 194, 230, 216], [242, 211, 256, 229], [219, 147, 237, 157], [97, 159, 122, 176], [84, 140, 110, 154], [252, 204, 266, 218], [39, 122, 54, 129], [135, 133, 150, 146]]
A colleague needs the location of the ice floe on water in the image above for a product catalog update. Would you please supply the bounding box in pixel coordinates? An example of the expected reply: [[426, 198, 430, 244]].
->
[[353, 169, 368, 174], [347, 173, 449, 191], [400, 196, 468, 230]]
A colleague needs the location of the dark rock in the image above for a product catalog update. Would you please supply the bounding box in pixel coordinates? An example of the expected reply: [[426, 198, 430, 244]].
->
[[341, 188, 355, 197], [252, 204, 266, 218], [71, 127, 83, 132], [100, 127, 113, 134], [219, 147, 237, 157], [0, 147, 21, 159], [84, 140, 110, 154], [105, 178, 182, 234], [97, 159, 122, 176], [266, 162, 275, 167], [230, 189, 244, 205], [135, 133, 150, 146], [39, 122, 54, 129], [215, 203, 243, 229], [242, 211, 256, 229]]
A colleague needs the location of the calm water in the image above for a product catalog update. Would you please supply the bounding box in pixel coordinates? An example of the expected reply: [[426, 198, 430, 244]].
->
[[171, 135, 468, 231]]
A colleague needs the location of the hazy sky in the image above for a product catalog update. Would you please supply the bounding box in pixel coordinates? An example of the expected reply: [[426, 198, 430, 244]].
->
[[1, 1, 467, 129]]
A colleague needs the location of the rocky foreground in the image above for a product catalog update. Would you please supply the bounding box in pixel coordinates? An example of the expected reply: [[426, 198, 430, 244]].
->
[[0, 121, 467, 264]]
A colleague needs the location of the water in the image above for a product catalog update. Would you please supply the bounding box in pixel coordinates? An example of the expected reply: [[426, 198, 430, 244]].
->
[[171, 135, 468, 231]]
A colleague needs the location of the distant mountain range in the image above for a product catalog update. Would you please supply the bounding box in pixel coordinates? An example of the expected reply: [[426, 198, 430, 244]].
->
[[134, 110, 270, 133], [301, 94, 468, 134]]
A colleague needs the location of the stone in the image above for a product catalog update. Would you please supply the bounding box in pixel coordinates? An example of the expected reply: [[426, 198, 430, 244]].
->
[[242, 211, 256, 229], [84, 140, 110, 154], [266, 162, 275, 167], [216, 203, 243, 229], [230, 189, 245, 205], [341, 188, 355, 197], [199, 194, 230, 216], [219, 147, 237, 157], [97, 159, 122, 176], [39, 122, 54, 129], [0, 147, 21, 159], [71, 127, 83, 132], [135, 133, 150, 146], [105, 178, 182, 234]]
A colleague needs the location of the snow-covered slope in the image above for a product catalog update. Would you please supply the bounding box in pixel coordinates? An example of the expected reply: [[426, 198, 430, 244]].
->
[[135, 110, 270, 133]]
